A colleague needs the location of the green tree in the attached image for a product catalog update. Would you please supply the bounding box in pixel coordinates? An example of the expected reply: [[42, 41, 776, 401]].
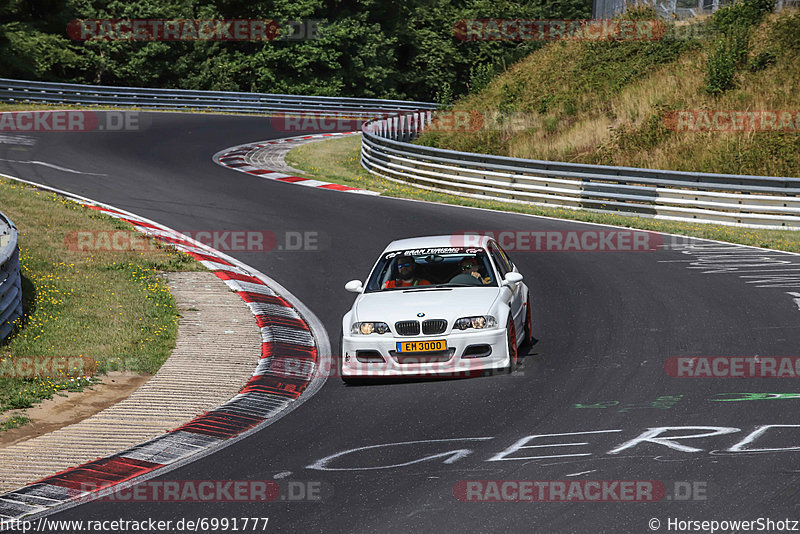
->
[[1, 0, 593, 101]]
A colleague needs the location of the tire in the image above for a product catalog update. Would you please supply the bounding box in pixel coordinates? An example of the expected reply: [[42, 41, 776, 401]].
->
[[522, 292, 533, 346], [504, 316, 518, 373]]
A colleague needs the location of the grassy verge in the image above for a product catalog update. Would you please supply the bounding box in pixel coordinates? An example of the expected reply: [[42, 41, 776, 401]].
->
[[0, 177, 202, 431], [0, 415, 30, 432], [285, 134, 800, 252]]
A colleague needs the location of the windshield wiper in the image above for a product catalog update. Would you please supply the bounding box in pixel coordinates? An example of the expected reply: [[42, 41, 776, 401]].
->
[[402, 286, 454, 292]]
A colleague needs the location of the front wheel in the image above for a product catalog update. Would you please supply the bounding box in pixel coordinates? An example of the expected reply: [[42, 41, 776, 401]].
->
[[522, 292, 533, 346], [504, 316, 518, 373]]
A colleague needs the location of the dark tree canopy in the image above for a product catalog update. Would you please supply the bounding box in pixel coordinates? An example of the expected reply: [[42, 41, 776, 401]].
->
[[0, 0, 591, 101]]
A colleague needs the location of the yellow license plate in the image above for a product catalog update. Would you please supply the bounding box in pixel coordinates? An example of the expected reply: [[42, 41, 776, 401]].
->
[[397, 340, 447, 353]]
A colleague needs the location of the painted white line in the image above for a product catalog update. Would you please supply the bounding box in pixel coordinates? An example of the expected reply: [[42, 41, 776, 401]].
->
[[306, 438, 496, 471], [0, 158, 107, 176], [0, 135, 36, 146], [566, 470, 596, 477]]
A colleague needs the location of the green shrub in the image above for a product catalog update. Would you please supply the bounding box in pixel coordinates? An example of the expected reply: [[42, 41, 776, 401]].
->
[[704, 0, 772, 95], [536, 94, 554, 114], [712, 0, 775, 33], [706, 38, 740, 94], [575, 36, 696, 97], [435, 82, 454, 110], [468, 64, 494, 95], [498, 82, 522, 114], [610, 108, 672, 152], [748, 50, 777, 71], [772, 10, 800, 52]]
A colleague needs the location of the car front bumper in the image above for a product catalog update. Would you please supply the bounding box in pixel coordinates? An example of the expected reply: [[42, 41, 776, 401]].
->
[[341, 328, 509, 377]]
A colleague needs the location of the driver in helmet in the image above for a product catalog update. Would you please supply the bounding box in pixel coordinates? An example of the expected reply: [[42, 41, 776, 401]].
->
[[383, 255, 431, 288]]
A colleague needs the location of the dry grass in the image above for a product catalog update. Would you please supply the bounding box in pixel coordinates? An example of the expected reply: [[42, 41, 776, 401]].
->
[[419, 10, 800, 177]]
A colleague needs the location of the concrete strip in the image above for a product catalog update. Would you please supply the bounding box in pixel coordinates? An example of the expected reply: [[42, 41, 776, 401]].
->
[[0, 271, 261, 493]]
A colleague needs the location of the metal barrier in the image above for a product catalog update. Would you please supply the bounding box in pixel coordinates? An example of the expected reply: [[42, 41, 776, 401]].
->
[[5, 78, 797, 229], [361, 112, 800, 229], [0, 212, 22, 342], [0, 78, 437, 116]]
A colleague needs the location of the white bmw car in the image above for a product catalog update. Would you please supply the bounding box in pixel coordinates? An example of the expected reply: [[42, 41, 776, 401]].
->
[[339, 235, 532, 382]]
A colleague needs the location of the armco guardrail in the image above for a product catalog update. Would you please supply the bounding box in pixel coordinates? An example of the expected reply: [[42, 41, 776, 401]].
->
[[361, 112, 800, 229], [0, 78, 437, 116], [0, 212, 22, 342]]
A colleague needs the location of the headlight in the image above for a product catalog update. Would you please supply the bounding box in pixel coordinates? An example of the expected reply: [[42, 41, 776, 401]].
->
[[351, 322, 391, 335], [454, 315, 497, 330]]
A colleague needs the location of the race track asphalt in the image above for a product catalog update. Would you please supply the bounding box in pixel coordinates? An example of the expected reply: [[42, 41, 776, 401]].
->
[[1, 112, 799, 533]]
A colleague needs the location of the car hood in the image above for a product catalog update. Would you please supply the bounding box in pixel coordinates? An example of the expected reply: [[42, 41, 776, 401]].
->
[[354, 287, 501, 323]]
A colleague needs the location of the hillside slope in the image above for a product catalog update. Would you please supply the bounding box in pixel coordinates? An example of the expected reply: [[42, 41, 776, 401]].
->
[[418, 4, 800, 177]]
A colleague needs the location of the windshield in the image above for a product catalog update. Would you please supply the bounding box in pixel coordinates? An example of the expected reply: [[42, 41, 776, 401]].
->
[[365, 247, 498, 292]]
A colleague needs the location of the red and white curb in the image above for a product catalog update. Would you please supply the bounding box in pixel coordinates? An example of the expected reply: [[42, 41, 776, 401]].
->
[[0, 175, 330, 523], [213, 132, 379, 195]]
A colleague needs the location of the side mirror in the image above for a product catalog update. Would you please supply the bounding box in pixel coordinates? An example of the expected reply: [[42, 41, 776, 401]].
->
[[502, 272, 523, 286], [345, 280, 364, 293]]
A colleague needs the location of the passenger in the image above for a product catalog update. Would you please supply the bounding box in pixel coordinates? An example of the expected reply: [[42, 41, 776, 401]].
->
[[384, 255, 431, 288], [449, 257, 491, 285]]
